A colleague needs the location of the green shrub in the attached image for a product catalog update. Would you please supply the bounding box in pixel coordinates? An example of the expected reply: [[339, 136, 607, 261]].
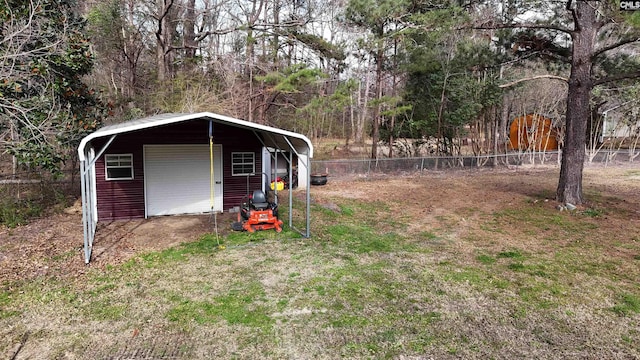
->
[[0, 181, 72, 227], [0, 198, 44, 228]]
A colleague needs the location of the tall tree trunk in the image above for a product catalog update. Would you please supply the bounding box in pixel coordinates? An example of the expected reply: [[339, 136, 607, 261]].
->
[[388, 38, 399, 159], [492, 105, 499, 165], [371, 44, 383, 159], [184, 0, 197, 67], [356, 74, 370, 144], [247, 27, 256, 122], [557, 1, 598, 205], [500, 94, 510, 147], [349, 93, 354, 146], [155, 0, 175, 82], [436, 74, 448, 154], [272, 0, 280, 65], [124, 0, 138, 98], [245, 0, 264, 122]]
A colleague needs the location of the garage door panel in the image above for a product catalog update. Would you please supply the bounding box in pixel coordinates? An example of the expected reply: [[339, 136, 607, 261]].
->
[[144, 145, 222, 216]]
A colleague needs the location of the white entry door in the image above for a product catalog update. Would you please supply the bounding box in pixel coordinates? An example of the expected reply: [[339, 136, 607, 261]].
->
[[144, 144, 223, 216]]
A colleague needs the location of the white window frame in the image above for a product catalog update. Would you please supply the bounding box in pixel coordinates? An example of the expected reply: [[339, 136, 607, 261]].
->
[[231, 152, 255, 176], [105, 154, 134, 180]]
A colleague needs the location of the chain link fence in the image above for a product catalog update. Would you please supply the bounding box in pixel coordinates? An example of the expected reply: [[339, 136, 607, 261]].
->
[[1, 149, 636, 185], [311, 150, 637, 177]]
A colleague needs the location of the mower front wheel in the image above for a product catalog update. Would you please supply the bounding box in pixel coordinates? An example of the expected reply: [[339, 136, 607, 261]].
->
[[231, 221, 244, 231]]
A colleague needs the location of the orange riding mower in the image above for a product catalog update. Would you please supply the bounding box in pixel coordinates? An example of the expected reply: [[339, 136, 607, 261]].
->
[[231, 190, 283, 233]]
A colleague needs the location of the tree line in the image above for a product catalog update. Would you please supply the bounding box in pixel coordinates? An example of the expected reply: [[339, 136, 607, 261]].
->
[[1, 0, 639, 204]]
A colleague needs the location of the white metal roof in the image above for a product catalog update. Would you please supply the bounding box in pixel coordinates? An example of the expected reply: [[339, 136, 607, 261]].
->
[[77, 112, 313, 161]]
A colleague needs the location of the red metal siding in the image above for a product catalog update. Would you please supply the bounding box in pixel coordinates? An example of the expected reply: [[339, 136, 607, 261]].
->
[[223, 144, 263, 210], [94, 144, 145, 220], [93, 120, 265, 221]]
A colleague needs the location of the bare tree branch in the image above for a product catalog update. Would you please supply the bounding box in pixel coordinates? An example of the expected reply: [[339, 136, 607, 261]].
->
[[592, 36, 640, 60], [193, 11, 307, 43], [499, 75, 569, 88], [593, 71, 640, 86], [195, 26, 244, 42], [568, 3, 579, 32], [472, 22, 572, 35]]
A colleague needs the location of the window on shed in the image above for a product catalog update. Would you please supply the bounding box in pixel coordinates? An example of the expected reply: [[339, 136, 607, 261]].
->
[[105, 154, 134, 180], [231, 152, 255, 176]]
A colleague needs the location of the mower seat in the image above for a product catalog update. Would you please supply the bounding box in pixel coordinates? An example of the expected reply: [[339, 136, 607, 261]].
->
[[251, 190, 270, 210]]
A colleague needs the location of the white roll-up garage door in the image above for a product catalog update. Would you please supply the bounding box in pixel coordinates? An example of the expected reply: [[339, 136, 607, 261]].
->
[[144, 144, 222, 216]]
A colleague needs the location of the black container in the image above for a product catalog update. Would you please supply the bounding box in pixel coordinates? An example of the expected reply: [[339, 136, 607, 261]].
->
[[310, 174, 328, 186]]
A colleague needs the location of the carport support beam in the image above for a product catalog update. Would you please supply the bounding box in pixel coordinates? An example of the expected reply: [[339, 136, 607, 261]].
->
[[81, 159, 91, 264], [80, 135, 116, 264], [253, 130, 311, 238], [288, 151, 293, 227], [282, 136, 311, 238], [306, 158, 311, 238]]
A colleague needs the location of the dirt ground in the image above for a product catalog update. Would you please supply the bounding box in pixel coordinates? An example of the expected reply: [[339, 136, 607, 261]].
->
[[1, 162, 639, 287], [0, 203, 238, 286]]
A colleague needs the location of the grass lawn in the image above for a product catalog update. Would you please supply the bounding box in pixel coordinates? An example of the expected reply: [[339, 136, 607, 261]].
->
[[1, 165, 639, 359]]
